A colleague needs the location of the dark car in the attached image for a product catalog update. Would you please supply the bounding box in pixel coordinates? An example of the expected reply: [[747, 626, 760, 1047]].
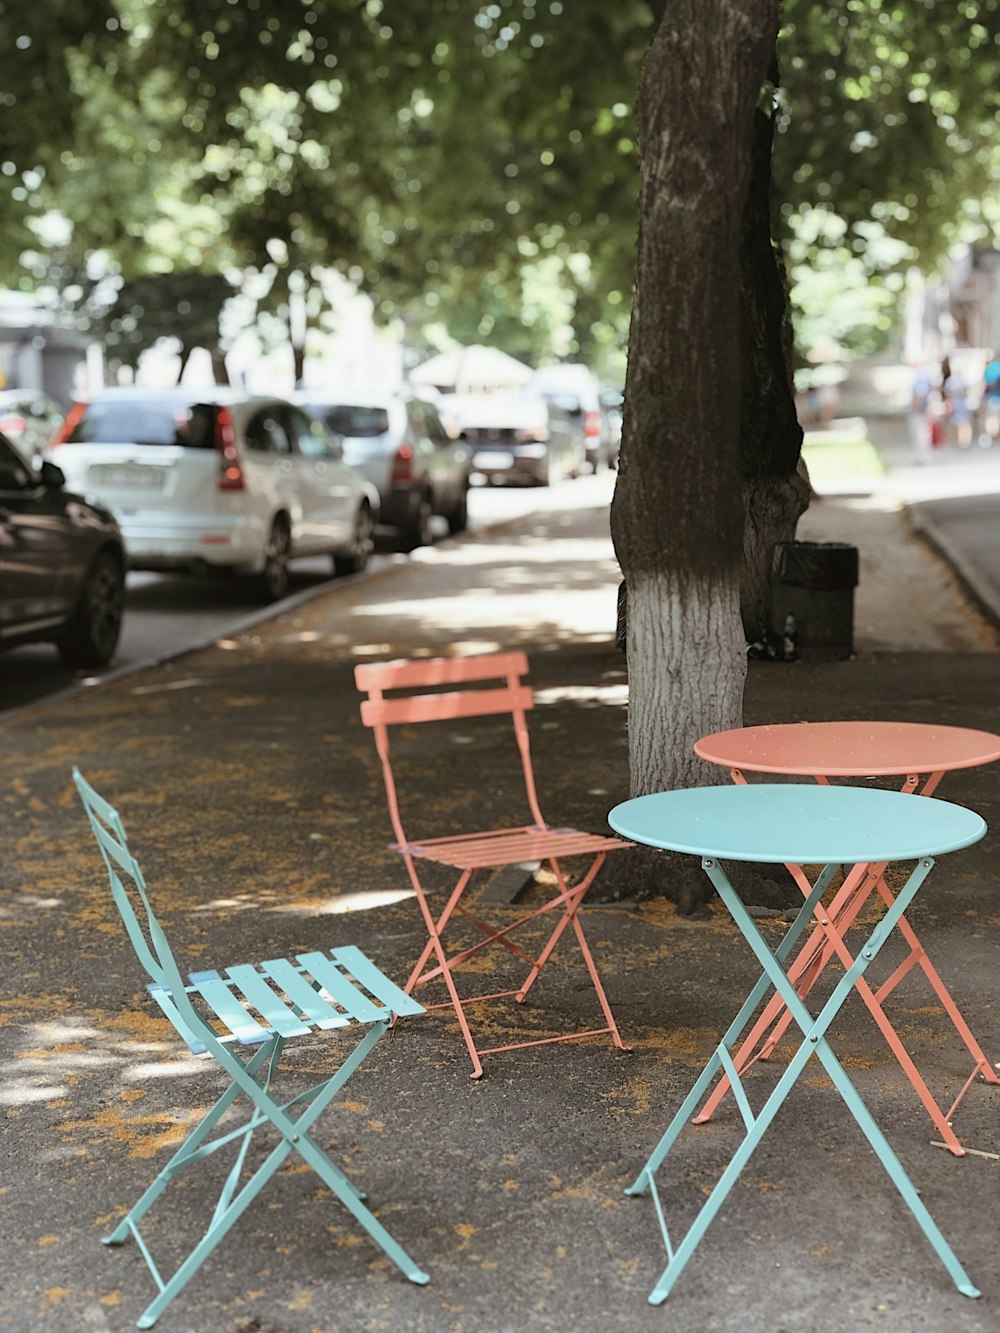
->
[[0, 430, 126, 668], [443, 390, 584, 487]]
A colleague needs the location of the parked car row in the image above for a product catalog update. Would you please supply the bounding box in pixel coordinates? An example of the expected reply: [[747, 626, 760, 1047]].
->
[[50, 388, 380, 601], [1, 367, 618, 670], [531, 363, 619, 473], [440, 390, 584, 487], [435, 365, 621, 486]]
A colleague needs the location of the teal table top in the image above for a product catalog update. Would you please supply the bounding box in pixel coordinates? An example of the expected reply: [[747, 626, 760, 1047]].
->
[[608, 784, 987, 865]]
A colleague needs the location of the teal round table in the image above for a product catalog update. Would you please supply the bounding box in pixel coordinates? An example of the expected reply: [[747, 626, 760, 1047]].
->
[[609, 782, 985, 863], [689, 728, 1000, 1153], [608, 783, 986, 1307]]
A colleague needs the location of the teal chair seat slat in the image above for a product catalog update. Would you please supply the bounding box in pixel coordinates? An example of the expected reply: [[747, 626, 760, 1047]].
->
[[72, 766, 431, 1329], [332, 944, 426, 1019], [259, 956, 353, 1029], [296, 949, 397, 1024], [189, 971, 273, 1046], [224, 964, 314, 1039]]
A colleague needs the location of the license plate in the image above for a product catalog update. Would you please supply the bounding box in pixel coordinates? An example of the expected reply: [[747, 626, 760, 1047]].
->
[[89, 463, 166, 489], [473, 451, 512, 469]]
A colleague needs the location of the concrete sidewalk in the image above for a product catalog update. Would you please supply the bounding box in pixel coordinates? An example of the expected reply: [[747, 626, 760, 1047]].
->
[[2, 463, 999, 1333]]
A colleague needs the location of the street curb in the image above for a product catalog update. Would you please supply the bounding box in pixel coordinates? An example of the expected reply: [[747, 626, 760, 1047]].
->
[[908, 504, 1000, 635]]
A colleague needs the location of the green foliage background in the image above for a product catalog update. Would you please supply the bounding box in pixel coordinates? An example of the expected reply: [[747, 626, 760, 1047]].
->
[[1, 0, 997, 375]]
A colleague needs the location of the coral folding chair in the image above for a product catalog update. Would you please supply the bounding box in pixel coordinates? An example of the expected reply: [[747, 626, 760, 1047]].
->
[[73, 767, 430, 1330], [354, 651, 633, 1078]]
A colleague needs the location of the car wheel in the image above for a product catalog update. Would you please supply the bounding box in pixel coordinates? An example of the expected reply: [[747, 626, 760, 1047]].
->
[[445, 486, 469, 535], [259, 516, 291, 601], [401, 490, 433, 551], [57, 549, 125, 669], [333, 502, 374, 576]]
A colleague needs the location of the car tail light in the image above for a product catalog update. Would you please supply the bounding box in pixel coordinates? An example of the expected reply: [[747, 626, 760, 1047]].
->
[[584, 410, 601, 438], [390, 442, 414, 484], [215, 408, 245, 490], [51, 401, 86, 447], [0, 414, 26, 437]]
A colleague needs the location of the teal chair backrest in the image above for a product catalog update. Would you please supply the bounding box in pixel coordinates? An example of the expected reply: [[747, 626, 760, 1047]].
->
[[73, 767, 217, 1055]]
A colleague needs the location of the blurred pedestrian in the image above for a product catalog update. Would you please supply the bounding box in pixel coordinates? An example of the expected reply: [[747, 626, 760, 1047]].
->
[[943, 365, 974, 449], [980, 351, 1000, 448], [908, 358, 933, 461]]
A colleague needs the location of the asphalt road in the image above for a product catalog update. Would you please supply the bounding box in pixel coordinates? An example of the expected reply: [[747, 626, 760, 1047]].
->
[[4, 430, 999, 716], [0, 482, 558, 714]]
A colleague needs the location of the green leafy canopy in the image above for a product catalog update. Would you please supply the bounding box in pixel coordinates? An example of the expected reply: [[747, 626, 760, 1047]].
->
[[3, 0, 997, 367]]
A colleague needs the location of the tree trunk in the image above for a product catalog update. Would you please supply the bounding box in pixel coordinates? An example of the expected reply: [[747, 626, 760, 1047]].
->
[[210, 348, 231, 385], [289, 271, 308, 387], [611, 0, 780, 804], [176, 344, 192, 385], [291, 334, 306, 389], [738, 100, 811, 643], [609, 2, 786, 911]]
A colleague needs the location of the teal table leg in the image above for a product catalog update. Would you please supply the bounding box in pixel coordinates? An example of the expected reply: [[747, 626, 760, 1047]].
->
[[627, 863, 836, 1200], [634, 856, 980, 1306]]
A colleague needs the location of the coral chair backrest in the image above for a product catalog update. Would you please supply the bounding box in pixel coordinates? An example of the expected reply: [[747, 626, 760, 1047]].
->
[[354, 651, 545, 843], [73, 768, 214, 1054]]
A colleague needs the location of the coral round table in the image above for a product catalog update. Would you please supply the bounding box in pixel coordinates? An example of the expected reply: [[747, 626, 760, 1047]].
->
[[608, 783, 986, 1307], [694, 721, 1000, 795], [691, 721, 1000, 1154]]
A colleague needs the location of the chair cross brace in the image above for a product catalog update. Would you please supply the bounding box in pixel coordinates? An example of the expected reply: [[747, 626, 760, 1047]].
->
[[355, 652, 632, 1078], [399, 842, 621, 1077], [108, 1020, 418, 1329], [628, 855, 980, 1307], [402, 847, 608, 994]]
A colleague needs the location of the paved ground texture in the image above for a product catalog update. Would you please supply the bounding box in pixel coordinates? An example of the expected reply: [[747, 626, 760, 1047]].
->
[[2, 426, 1000, 1333]]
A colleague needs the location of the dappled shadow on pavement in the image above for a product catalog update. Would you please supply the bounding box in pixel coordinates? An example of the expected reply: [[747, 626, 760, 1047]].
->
[[3, 481, 1000, 1332]]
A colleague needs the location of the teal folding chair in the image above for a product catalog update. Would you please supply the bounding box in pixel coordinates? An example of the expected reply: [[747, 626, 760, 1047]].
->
[[73, 768, 431, 1330]]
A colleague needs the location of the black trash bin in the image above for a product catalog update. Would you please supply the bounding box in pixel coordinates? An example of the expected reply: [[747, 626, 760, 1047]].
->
[[768, 541, 858, 661]]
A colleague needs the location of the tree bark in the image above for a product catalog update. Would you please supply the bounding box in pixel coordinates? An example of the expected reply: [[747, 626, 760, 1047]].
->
[[210, 348, 231, 385], [609, 1, 790, 911], [176, 344, 192, 385], [738, 100, 811, 643], [611, 0, 780, 803]]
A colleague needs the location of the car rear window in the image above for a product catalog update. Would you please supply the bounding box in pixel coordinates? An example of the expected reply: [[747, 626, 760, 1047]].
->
[[308, 404, 389, 437], [67, 401, 215, 448]]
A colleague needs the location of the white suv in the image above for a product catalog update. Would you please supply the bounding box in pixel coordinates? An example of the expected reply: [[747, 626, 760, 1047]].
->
[[52, 387, 379, 600]]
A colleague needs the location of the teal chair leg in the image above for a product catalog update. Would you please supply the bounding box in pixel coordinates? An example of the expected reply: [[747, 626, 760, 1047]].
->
[[73, 768, 432, 1330], [104, 1038, 279, 1248], [113, 1022, 427, 1329]]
